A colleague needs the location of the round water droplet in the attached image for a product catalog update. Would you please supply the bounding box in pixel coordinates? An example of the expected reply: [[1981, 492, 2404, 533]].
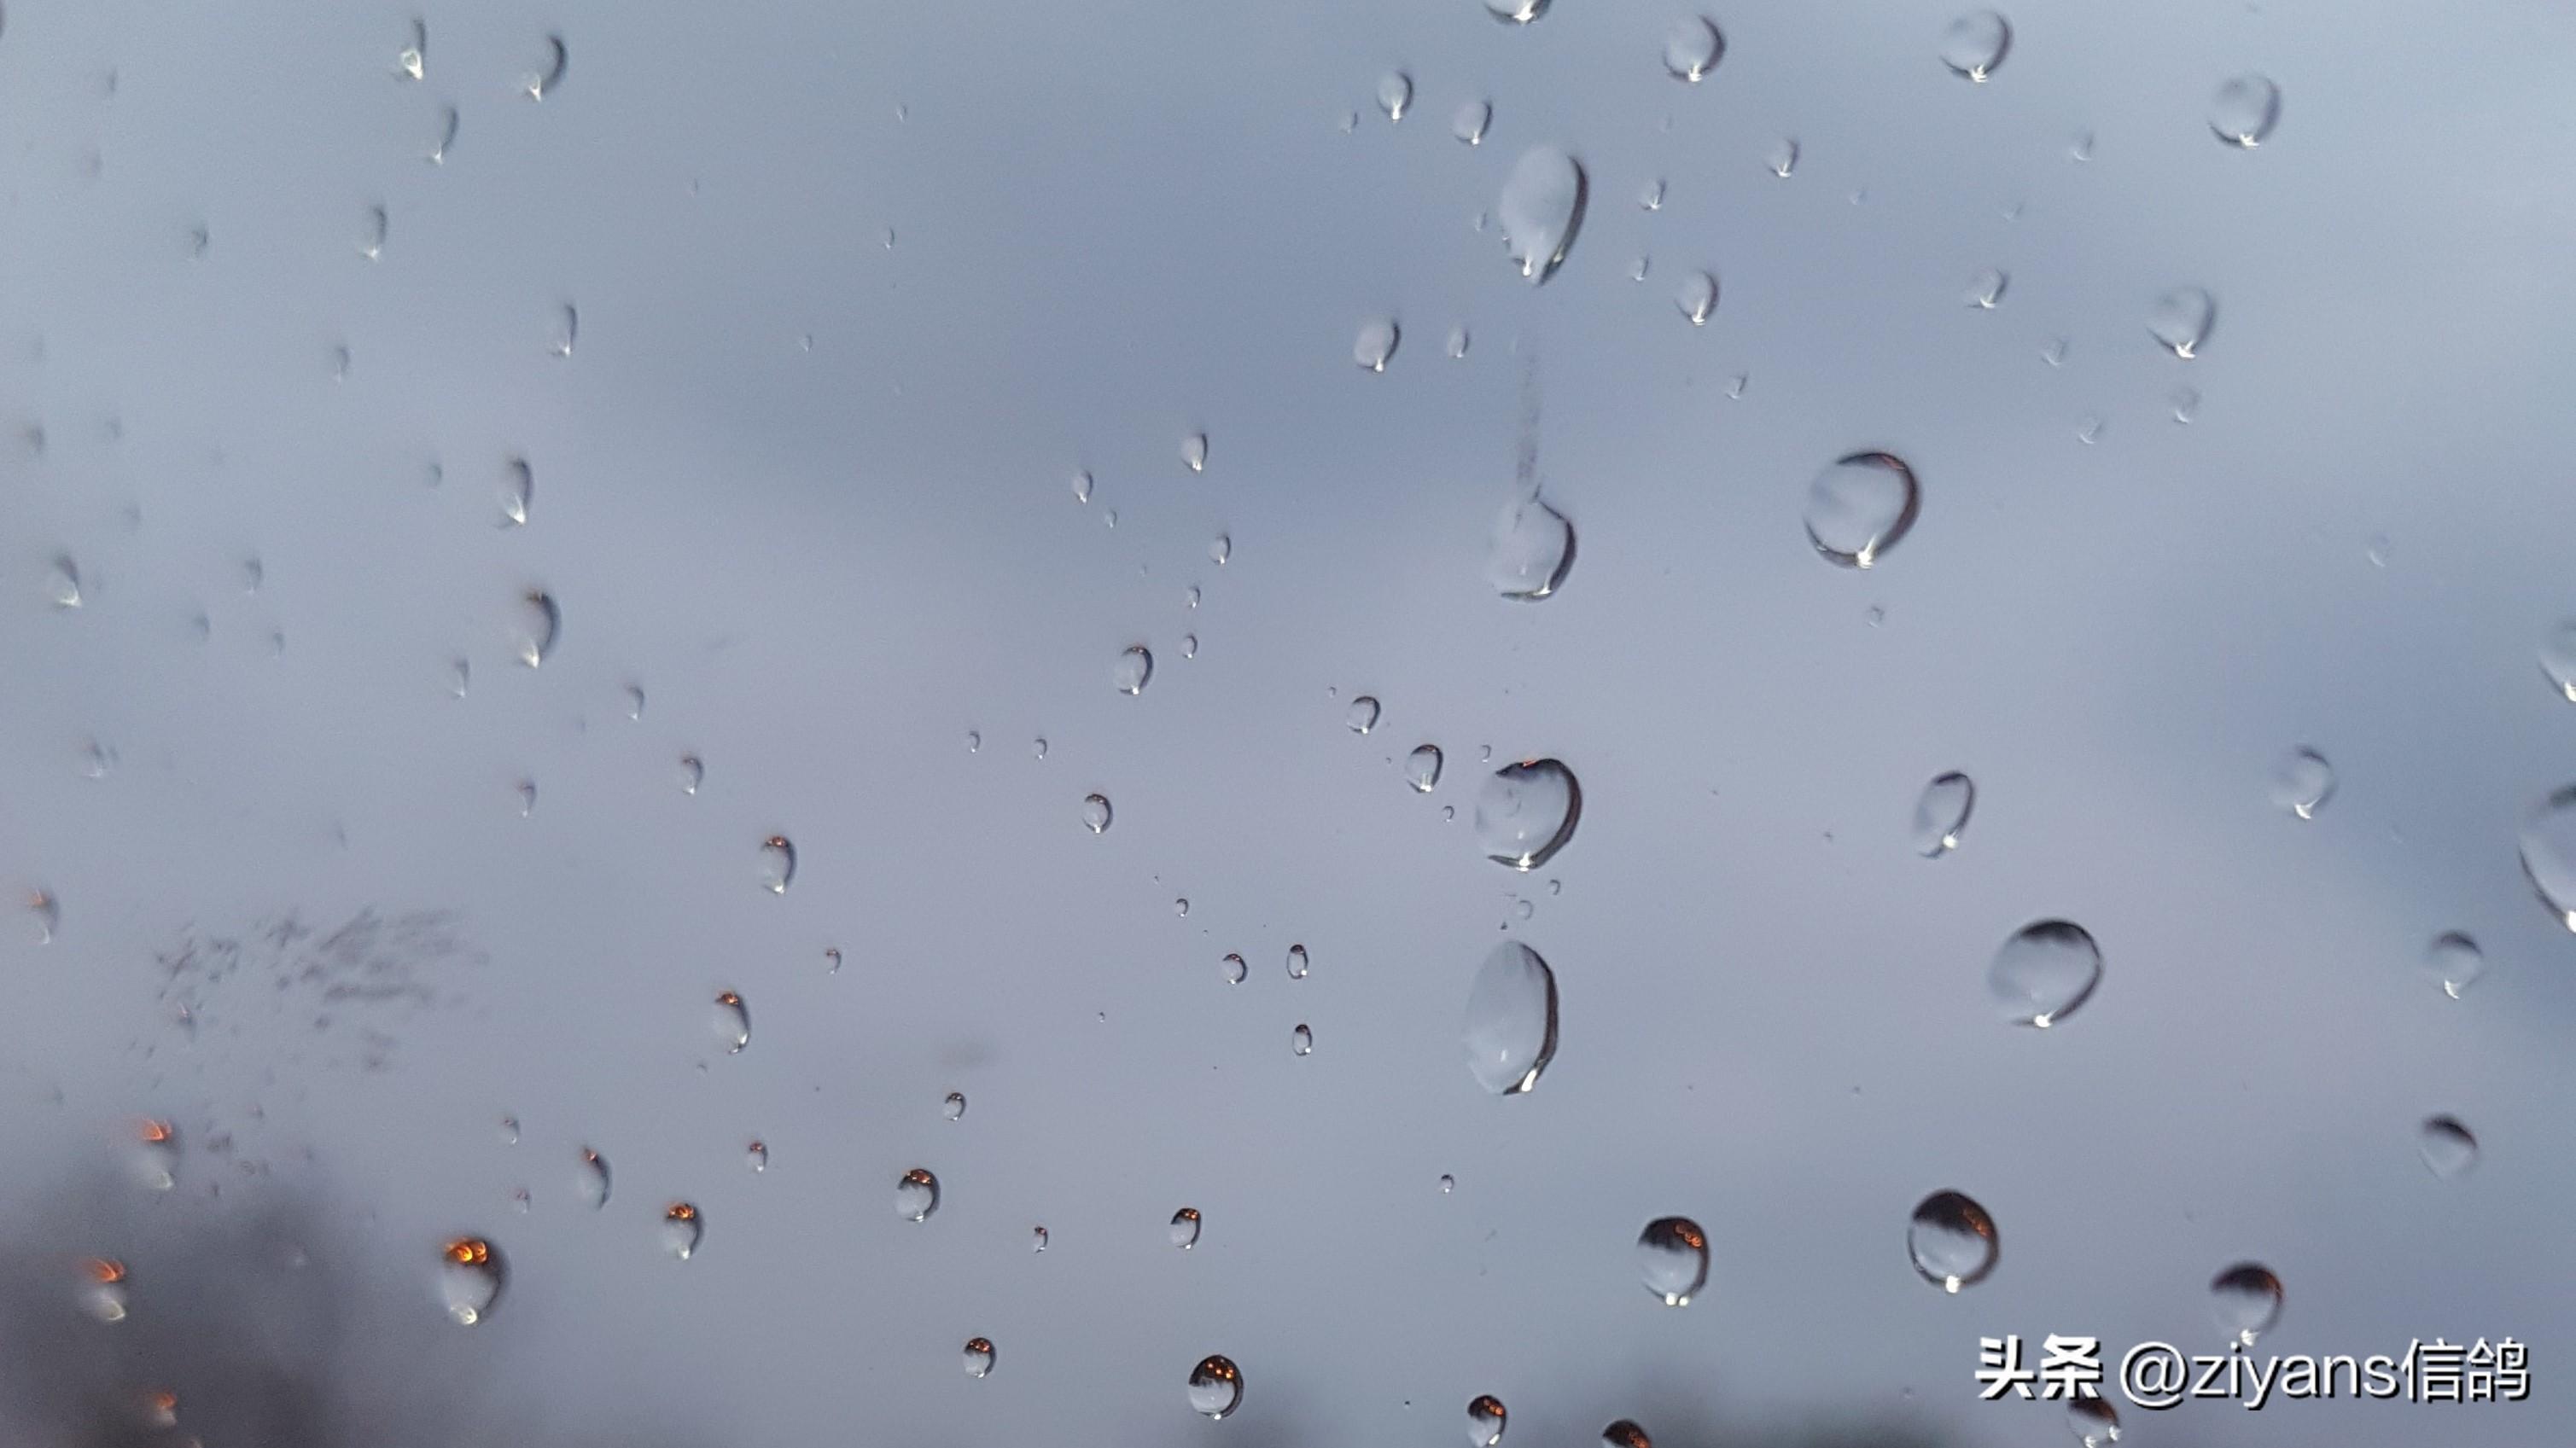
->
[[1439, 1173, 1456, 1193], [1988, 921, 2101, 1027], [1499, 146, 1587, 284], [2267, 747, 2334, 819], [711, 991, 749, 1053], [1939, 11, 2011, 80], [963, 1337, 995, 1378], [1804, 453, 1920, 569], [1285, 944, 1310, 980], [1675, 270, 1718, 325], [1635, 1217, 1709, 1306], [1463, 941, 1558, 1094], [1407, 745, 1444, 792], [2068, 1394, 2119, 1447], [1355, 318, 1400, 372], [661, 1202, 702, 1259], [943, 1090, 967, 1121], [1453, 101, 1489, 145], [1603, 1422, 1652, 1448], [895, 1167, 940, 1222], [499, 456, 533, 526], [1908, 1190, 1999, 1291], [2148, 288, 2216, 358], [1377, 71, 1411, 121], [1966, 268, 2007, 309], [1181, 633, 1199, 659], [675, 754, 703, 794], [1291, 1023, 1314, 1055], [1487, 494, 1575, 600], [2208, 74, 2281, 147], [577, 1148, 611, 1208], [1475, 759, 1582, 869], [2209, 1263, 2283, 1345], [1182, 433, 1208, 473], [525, 32, 568, 100], [2539, 623, 2576, 701], [1113, 645, 1154, 695], [965, 730, 982, 753], [1769, 137, 1798, 177], [1170, 1207, 1203, 1248], [1082, 794, 1113, 833], [746, 1138, 768, 1172], [2417, 1116, 2478, 1179], [1034, 737, 1050, 759], [1913, 772, 1975, 858], [1188, 1355, 1244, 1419], [1468, 1394, 1508, 1447], [1663, 17, 1723, 82], [439, 1237, 504, 1324], [81, 1258, 129, 1323], [759, 834, 796, 893], [1223, 952, 1247, 984], [1345, 696, 1381, 734], [2422, 931, 2483, 999]]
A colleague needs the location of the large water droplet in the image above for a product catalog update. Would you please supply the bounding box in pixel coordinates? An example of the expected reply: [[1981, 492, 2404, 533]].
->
[[1081, 794, 1114, 834], [1407, 745, 1445, 792], [2422, 931, 2483, 999], [1377, 71, 1411, 121], [2417, 1116, 2478, 1179], [1467, 1394, 1509, 1447], [439, 1237, 504, 1324], [2208, 74, 2281, 147], [509, 590, 559, 669], [661, 1203, 702, 1259], [2209, 1263, 2282, 1345], [1453, 101, 1489, 145], [1663, 17, 1723, 82], [1355, 318, 1400, 372], [1463, 941, 1558, 1094], [1913, 772, 1974, 858], [1602, 1422, 1652, 1448], [2267, 747, 2334, 819], [1804, 453, 1920, 568], [1345, 696, 1381, 734], [577, 1148, 611, 1208], [1675, 270, 1718, 326], [895, 1167, 940, 1222], [524, 32, 568, 100], [1169, 1207, 1202, 1248], [2068, 1395, 2119, 1447], [711, 992, 749, 1053], [1907, 1190, 1999, 1291], [1988, 921, 2101, 1027], [759, 835, 796, 893], [2148, 288, 2216, 358], [1635, 1217, 1708, 1306], [1499, 146, 1587, 284], [1475, 759, 1582, 869], [1938, 11, 2011, 81], [963, 1337, 995, 1378], [1488, 494, 1575, 600], [2518, 784, 2576, 929], [1222, 952, 1248, 985], [1188, 1356, 1244, 1418], [1113, 645, 1154, 695]]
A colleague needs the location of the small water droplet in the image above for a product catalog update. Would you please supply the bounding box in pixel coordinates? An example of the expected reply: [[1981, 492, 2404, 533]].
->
[[80, 1258, 128, 1323], [428, 104, 458, 163], [1467, 1394, 1509, 1447], [1475, 759, 1581, 869], [509, 590, 559, 668], [759, 835, 796, 893], [2209, 1263, 2282, 1345], [661, 1202, 702, 1259], [1169, 1207, 1203, 1248], [1908, 1190, 1999, 1291], [1965, 268, 2007, 309], [965, 730, 982, 753], [549, 304, 577, 358], [439, 1237, 504, 1324], [824, 946, 843, 974], [396, 17, 426, 80], [1355, 318, 1400, 372], [577, 1148, 611, 1208], [1291, 1023, 1314, 1055], [1209, 532, 1232, 566], [1447, 326, 1471, 358], [1182, 633, 1199, 658], [2042, 337, 2067, 366], [1188, 1355, 1244, 1419], [2208, 74, 2281, 147], [2076, 415, 2103, 445], [1602, 1421, 1652, 1448], [895, 1167, 940, 1222], [1669, 269, 1718, 324], [2069, 1394, 2120, 1446], [524, 32, 568, 100], [1071, 470, 1093, 503], [673, 754, 703, 795], [45, 554, 80, 609], [745, 1138, 768, 1172], [498, 456, 533, 526], [516, 778, 539, 817], [1031, 1225, 1050, 1251], [1222, 952, 1248, 984], [711, 991, 750, 1053], [2267, 747, 2334, 819], [1663, 17, 1723, 82], [1439, 1173, 1455, 1193], [1635, 1217, 1708, 1306], [1377, 71, 1412, 122], [1804, 453, 1920, 568], [129, 1119, 174, 1189], [625, 685, 646, 720], [2148, 287, 2216, 358], [358, 203, 388, 260], [1182, 433, 1208, 473], [1500, 147, 1588, 283], [1114, 645, 1155, 695], [1453, 101, 1490, 145], [2169, 386, 2200, 423], [934, 1090, 965, 1123], [77, 738, 114, 778], [2422, 931, 2482, 999], [1406, 745, 1445, 793], [1284, 944, 1310, 980], [1082, 794, 1113, 833], [1938, 11, 2011, 81], [1463, 941, 1558, 1093], [1638, 177, 1664, 212], [1034, 737, 1050, 760], [1342, 696, 1381, 735], [963, 1337, 996, 1378], [1913, 772, 1975, 857]]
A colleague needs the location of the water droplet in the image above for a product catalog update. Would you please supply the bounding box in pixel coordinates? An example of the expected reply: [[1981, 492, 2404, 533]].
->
[[824, 945, 844, 974], [963, 1337, 996, 1378], [1034, 737, 1050, 760], [1475, 759, 1582, 869], [2209, 1263, 2283, 1345], [711, 991, 749, 1053], [2410, 1114, 2481, 1181], [2422, 931, 2483, 999], [45, 554, 80, 609], [2169, 386, 2200, 424], [1938, 11, 2011, 80], [577, 1148, 611, 1208], [1267, 944, 1301, 982], [496, 1114, 521, 1147], [1804, 453, 1920, 569], [1988, 921, 2100, 1027], [746, 1139, 768, 1172], [1188, 1355, 1244, 1418], [668, 753, 703, 795], [1081, 794, 1113, 834], [1602, 1422, 1652, 1448], [428, 104, 458, 163], [2148, 287, 2216, 358], [1663, 17, 1723, 82], [1463, 941, 1558, 1094], [358, 203, 388, 260], [1499, 147, 1587, 284], [1675, 270, 1718, 325], [1181, 634, 1199, 659], [2538, 623, 2576, 701], [2267, 747, 2334, 819], [1182, 433, 1208, 473], [1113, 645, 1154, 695], [939, 1090, 968, 1123], [625, 685, 647, 720], [128, 1119, 176, 1190], [1291, 1023, 1314, 1055], [2208, 74, 2281, 147], [1468, 1394, 1509, 1447], [2517, 784, 2576, 929], [1169, 1206, 1203, 1248], [661, 1202, 702, 1259], [446, 658, 471, 700], [1031, 1225, 1050, 1251], [499, 456, 533, 526], [524, 32, 568, 100], [2069, 1394, 2120, 1447], [1453, 101, 1489, 145], [1913, 772, 1975, 857], [516, 778, 539, 817], [439, 1237, 504, 1324], [2042, 337, 2067, 367], [1488, 495, 1575, 600], [1407, 745, 1445, 793], [1908, 1190, 1999, 1291], [1631, 254, 1652, 283], [759, 835, 796, 893], [965, 730, 982, 754], [1209, 533, 1233, 568], [1072, 470, 1093, 503], [81, 1258, 129, 1323], [396, 17, 426, 79], [895, 1167, 940, 1222], [1966, 268, 2007, 309], [1355, 318, 1400, 372], [1447, 326, 1471, 358], [1184, 584, 1201, 610], [1635, 1217, 1708, 1306], [1377, 71, 1412, 122], [1638, 177, 1665, 212], [1768, 137, 1798, 177], [548, 304, 577, 358], [1440, 1173, 1456, 1193], [1336, 696, 1380, 736], [508, 590, 560, 668]]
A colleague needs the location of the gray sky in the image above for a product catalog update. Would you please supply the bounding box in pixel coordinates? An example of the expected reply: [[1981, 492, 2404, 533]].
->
[[0, 0, 2569, 1444]]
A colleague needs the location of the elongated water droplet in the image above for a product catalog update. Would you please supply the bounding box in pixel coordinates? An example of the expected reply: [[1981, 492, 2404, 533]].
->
[[397, 17, 426, 79], [1169, 1207, 1202, 1248], [1081, 794, 1113, 834], [2148, 288, 2215, 358], [1209, 533, 1231, 566], [710, 991, 749, 1053], [1602, 1422, 1652, 1448], [1913, 772, 1974, 857], [1355, 318, 1399, 372], [1769, 137, 1798, 177], [1285, 944, 1310, 980], [46, 554, 80, 609], [1467, 1394, 1509, 1447], [1031, 1225, 1049, 1251], [1291, 1023, 1314, 1055], [1804, 452, 1920, 568], [1463, 941, 1557, 1094], [746, 1138, 768, 1172], [1663, 17, 1723, 82], [895, 1167, 940, 1221], [1182, 433, 1208, 473], [1939, 11, 2011, 80], [577, 1147, 611, 1208], [963, 1337, 995, 1378], [2418, 1116, 2478, 1179], [1475, 759, 1581, 869], [358, 204, 388, 260], [2538, 622, 2576, 701], [1908, 1190, 1998, 1291], [1223, 952, 1247, 984], [674, 754, 703, 795], [1989, 921, 2100, 1026], [1113, 645, 1154, 695], [428, 104, 458, 163], [1453, 101, 1489, 145], [525, 32, 568, 100], [1188, 1356, 1244, 1418], [2422, 931, 2483, 999], [759, 835, 796, 893], [1407, 745, 1444, 792], [2267, 747, 2334, 819], [550, 304, 577, 358], [661, 1202, 702, 1259], [1499, 146, 1587, 284], [1676, 270, 1718, 325], [1965, 267, 2007, 309], [511, 590, 559, 667], [2520, 784, 2576, 928], [1377, 71, 1411, 121], [2208, 74, 2280, 147], [2209, 1263, 2282, 1345], [1344, 696, 1380, 734], [1447, 326, 1471, 358], [499, 456, 533, 526], [2069, 1394, 2119, 1447], [1635, 1217, 1708, 1306], [439, 1237, 504, 1324]]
